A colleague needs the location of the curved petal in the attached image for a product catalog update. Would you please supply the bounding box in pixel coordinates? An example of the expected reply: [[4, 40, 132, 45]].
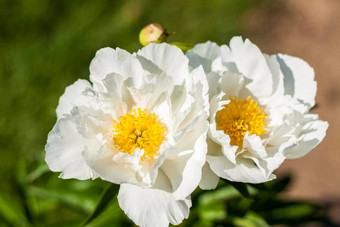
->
[[56, 79, 92, 119], [170, 83, 195, 132], [286, 119, 328, 159], [118, 182, 191, 227], [276, 54, 316, 108], [207, 155, 276, 183], [219, 71, 245, 97], [161, 122, 208, 200], [174, 73, 209, 142], [209, 124, 238, 164], [186, 41, 221, 72], [199, 162, 219, 190], [89, 47, 144, 89], [263, 139, 297, 175], [137, 43, 189, 85], [227, 37, 273, 98], [261, 54, 285, 104], [205, 71, 221, 99], [82, 145, 150, 187], [243, 132, 267, 159], [45, 118, 96, 180]]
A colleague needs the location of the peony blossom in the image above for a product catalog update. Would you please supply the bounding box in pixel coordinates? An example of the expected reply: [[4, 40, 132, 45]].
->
[[45, 43, 209, 227], [186, 37, 328, 186]]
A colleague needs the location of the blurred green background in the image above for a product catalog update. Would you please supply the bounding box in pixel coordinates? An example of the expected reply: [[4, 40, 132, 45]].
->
[[0, 0, 337, 226]]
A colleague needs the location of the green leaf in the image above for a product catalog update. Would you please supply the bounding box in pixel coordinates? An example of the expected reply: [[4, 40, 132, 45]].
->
[[26, 163, 50, 183], [81, 183, 119, 226], [27, 186, 96, 213], [265, 203, 316, 220], [233, 211, 269, 227], [199, 186, 240, 205], [223, 179, 252, 200], [264, 175, 291, 193], [13, 165, 33, 225], [0, 193, 29, 226]]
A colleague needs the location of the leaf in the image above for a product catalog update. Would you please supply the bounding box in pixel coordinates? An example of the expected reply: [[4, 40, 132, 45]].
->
[[0, 193, 29, 226], [26, 163, 50, 183], [27, 186, 96, 213], [264, 203, 317, 221], [13, 161, 33, 224], [223, 179, 253, 200], [199, 186, 240, 205], [233, 211, 269, 227], [264, 175, 291, 193], [81, 183, 119, 226]]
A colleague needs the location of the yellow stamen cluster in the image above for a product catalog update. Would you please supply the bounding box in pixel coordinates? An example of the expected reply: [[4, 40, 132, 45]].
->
[[113, 108, 167, 160], [216, 96, 267, 147]]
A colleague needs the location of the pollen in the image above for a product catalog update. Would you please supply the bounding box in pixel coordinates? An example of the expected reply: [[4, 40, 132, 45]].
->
[[113, 108, 167, 161], [215, 96, 267, 148]]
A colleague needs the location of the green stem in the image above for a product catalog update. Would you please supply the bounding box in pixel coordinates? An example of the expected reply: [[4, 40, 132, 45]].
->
[[169, 42, 194, 52], [81, 183, 119, 226]]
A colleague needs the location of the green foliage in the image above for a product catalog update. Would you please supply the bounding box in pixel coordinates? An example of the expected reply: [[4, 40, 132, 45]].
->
[[177, 176, 334, 227], [222, 179, 253, 200]]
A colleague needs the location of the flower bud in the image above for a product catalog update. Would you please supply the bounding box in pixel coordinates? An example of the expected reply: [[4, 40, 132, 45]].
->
[[139, 23, 168, 46]]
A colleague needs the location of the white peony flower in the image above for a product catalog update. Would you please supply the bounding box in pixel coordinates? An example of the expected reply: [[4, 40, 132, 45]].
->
[[45, 43, 209, 227], [186, 37, 328, 186]]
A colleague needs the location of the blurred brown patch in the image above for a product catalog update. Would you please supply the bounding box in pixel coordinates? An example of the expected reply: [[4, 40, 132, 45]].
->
[[244, 0, 340, 223]]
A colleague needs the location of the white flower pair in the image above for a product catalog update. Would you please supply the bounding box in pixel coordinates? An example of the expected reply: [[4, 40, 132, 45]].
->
[[45, 37, 328, 227]]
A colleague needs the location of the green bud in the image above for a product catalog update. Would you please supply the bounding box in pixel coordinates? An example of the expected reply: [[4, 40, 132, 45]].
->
[[139, 23, 168, 46]]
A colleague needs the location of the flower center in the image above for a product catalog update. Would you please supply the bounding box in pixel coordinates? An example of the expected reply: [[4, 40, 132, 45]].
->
[[215, 96, 267, 147], [112, 108, 167, 160]]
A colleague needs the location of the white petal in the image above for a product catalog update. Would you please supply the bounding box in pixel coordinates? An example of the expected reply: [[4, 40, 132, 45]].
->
[[102, 73, 133, 111], [266, 122, 296, 147], [219, 71, 245, 97], [261, 54, 285, 103], [137, 43, 189, 85], [127, 83, 167, 111], [82, 145, 147, 186], [267, 95, 309, 128], [227, 37, 273, 98], [211, 57, 224, 71], [209, 91, 228, 121], [186, 41, 221, 72], [262, 141, 295, 175], [205, 71, 221, 98], [206, 137, 222, 156], [118, 183, 191, 227], [191, 66, 209, 100], [207, 155, 276, 183], [89, 47, 144, 88], [56, 79, 91, 119], [241, 154, 268, 179], [45, 118, 96, 180], [199, 162, 219, 190], [67, 105, 113, 140], [286, 119, 328, 159], [162, 124, 208, 200], [170, 83, 195, 132], [209, 124, 238, 164], [243, 132, 267, 159], [112, 149, 144, 166], [174, 74, 209, 142], [276, 54, 316, 108]]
